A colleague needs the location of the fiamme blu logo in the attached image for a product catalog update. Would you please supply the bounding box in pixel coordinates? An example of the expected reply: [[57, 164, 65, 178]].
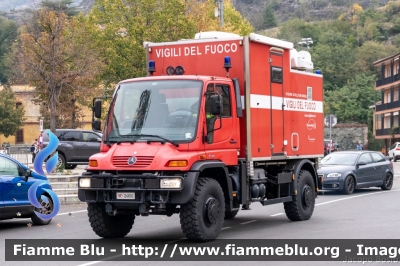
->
[[28, 131, 60, 220]]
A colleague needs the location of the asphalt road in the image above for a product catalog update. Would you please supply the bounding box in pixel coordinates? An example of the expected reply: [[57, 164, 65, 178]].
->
[[1, 163, 400, 266]]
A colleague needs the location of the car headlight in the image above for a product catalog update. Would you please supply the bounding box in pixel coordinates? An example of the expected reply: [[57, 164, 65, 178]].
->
[[79, 178, 91, 188], [160, 178, 182, 189], [327, 173, 341, 178]]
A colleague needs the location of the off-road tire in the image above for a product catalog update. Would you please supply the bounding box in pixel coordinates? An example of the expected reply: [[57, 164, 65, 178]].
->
[[284, 170, 315, 221], [381, 173, 393, 190], [87, 203, 135, 238], [342, 175, 355, 195], [225, 203, 240, 219], [31, 194, 53, 225], [180, 178, 225, 242]]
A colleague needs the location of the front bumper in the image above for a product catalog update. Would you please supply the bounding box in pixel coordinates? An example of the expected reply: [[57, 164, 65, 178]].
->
[[78, 171, 197, 205], [318, 174, 343, 190]]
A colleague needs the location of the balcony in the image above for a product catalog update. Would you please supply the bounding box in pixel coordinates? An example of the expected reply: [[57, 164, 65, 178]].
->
[[376, 73, 400, 87], [376, 127, 400, 137], [375, 100, 400, 112]]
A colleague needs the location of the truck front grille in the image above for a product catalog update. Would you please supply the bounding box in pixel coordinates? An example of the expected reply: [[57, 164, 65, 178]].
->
[[112, 156, 154, 167]]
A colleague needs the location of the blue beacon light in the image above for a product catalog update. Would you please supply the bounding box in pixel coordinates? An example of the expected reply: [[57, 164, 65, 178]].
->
[[148, 60, 156, 75], [224, 56, 232, 77]]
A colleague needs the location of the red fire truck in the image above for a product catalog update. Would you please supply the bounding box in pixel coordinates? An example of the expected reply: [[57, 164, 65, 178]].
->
[[78, 31, 324, 241]]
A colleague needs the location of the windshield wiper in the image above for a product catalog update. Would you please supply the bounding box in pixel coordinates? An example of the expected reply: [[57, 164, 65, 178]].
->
[[125, 134, 179, 147]]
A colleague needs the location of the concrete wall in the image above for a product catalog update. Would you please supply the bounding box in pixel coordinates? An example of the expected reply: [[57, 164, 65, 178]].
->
[[324, 123, 368, 151]]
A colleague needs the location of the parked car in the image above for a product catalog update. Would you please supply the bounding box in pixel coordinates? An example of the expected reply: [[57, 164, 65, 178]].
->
[[318, 150, 393, 194], [388, 142, 400, 162], [42, 129, 102, 170], [0, 153, 54, 224]]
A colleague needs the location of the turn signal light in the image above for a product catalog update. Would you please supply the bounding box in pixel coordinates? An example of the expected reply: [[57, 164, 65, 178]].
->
[[167, 160, 188, 167], [89, 160, 98, 167]]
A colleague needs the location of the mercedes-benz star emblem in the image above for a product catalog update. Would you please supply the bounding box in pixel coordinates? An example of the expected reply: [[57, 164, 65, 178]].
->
[[127, 156, 137, 165]]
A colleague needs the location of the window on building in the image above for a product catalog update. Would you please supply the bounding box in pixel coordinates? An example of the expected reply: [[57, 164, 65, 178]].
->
[[394, 88, 399, 102], [375, 114, 382, 130], [15, 129, 24, 143], [16, 102, 22, 109], [387, 67, 391, 78], [394, 112, 399, 127], [384, 114, 391, 129], [385, 90, 391, 103]]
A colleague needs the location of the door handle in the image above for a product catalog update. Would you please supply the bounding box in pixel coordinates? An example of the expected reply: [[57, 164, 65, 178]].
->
[[229, 139, 237, 144]]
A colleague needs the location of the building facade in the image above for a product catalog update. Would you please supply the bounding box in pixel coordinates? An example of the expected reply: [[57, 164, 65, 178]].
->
[[373, 53, 400, 153], [0, 85, 94, 145]]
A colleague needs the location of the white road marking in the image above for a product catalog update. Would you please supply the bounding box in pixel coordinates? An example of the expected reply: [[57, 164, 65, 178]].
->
[[270, 213, 284, 216], [240, 220, 257, 224], [315, 188, 400, 206]]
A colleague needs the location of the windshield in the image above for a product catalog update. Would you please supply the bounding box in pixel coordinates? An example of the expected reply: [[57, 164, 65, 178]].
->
[[104, 80, 203, 143], [321, 152, 359, 165]]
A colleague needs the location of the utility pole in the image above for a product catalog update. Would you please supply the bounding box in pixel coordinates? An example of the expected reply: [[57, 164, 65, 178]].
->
[[215, 0, 224, 27]]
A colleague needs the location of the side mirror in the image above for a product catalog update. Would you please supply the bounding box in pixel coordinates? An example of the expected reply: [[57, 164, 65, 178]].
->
[[93, 100, 102, 119], [25, 169, 32, 182], [357, 161, 367, 166], [210, 94, 222, 115], [92, 120, 101, 131]]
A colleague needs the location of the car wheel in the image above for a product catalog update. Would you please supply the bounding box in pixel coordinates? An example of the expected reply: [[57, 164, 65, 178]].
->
[[343, 176, 355, 195], [31, 194, 53, 225], [57, 154, 66, 167], [381, 173, 393, 191]]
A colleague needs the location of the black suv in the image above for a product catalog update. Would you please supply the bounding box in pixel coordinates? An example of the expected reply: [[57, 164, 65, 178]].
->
[[42, 129, 102, 169]]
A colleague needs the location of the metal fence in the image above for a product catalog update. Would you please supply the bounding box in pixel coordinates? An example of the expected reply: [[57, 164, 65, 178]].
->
[[0, 144, 33, 166]]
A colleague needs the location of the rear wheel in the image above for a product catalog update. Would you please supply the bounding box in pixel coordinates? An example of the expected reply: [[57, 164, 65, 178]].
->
[[87, 203, 135, 238], [180, 178, 225, 241], [284, 170, 315, 221], [343, 175, 355, 195], [381, 173, 393, 190]]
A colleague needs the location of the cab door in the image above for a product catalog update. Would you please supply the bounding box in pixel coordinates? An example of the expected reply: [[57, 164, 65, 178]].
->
[[204, 82, 240, 165]]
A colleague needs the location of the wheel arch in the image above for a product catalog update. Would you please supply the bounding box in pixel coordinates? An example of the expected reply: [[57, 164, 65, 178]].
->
[[284, 159, 318, 193], [170, 160, 232, 207]]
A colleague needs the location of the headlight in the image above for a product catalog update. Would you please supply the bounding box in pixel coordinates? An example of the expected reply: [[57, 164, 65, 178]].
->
[[79, 178, 91, 188], [160, 178, 182, 189], [327, 173, 341, 178]]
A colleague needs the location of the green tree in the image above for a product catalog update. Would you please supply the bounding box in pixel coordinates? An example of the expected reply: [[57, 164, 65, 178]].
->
[[10, 8, 103, 132], [40, 0, 79, 17], [0, 86, 25, 137], [263, 4, 277, 29], [324, 74, 379, 124], [312, 30, 357, 91], [0, 16, 18, 85], [87, 0, 252, 88]]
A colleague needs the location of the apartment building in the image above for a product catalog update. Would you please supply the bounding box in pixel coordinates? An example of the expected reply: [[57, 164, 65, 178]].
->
[[373, 52, 400, 152]]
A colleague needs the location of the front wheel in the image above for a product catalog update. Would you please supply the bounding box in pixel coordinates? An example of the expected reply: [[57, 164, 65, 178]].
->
[[31, 194, 53, 225], [284, 170, 315, 221], [180, 178, 225, 242], [342, 175, 355, 195], [381, 173, 393, 190], [87, 203, 135, 238]]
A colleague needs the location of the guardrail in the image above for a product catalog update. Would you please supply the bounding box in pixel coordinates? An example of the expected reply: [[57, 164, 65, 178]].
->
[[0, 144, 32, 166]]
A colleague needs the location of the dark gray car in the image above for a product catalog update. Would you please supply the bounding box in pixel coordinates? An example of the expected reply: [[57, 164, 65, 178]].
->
[[42, 129, 102, 169], [318, 150, 394, 194]]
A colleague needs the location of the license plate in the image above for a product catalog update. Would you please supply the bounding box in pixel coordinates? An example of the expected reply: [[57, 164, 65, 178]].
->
[[116, 192, 135, 200]]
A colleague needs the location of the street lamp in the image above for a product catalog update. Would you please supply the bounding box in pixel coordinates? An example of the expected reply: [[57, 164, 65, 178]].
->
[[298, 37, 313, 51]]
